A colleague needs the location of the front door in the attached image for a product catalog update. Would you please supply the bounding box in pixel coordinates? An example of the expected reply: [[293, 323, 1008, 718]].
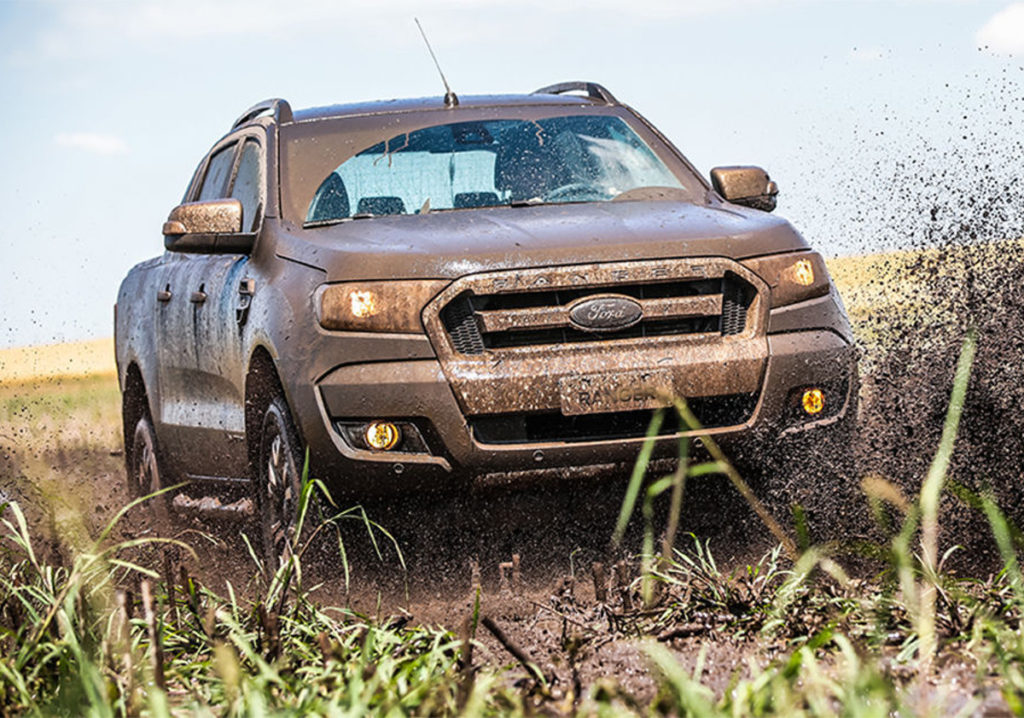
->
[[188, 253, 251, 478]]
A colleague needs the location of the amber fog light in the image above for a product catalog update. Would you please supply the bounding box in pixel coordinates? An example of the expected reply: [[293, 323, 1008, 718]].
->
[[365, 421, 401, 451], [801, 388, 825, 416]]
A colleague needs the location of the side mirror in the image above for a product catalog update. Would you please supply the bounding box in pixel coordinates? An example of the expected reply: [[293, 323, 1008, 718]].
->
[[709, 166, 779, 213], [163, 199, 253, 253]]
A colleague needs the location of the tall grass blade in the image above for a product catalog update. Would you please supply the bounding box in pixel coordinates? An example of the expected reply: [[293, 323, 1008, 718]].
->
[[644, 642, 717, 716], [672, 398, 797, 559], [614, 409, 664, 546], [919, 329, 976, 663], [982, 495, 1024, 606], [661, 435, 690, 563]]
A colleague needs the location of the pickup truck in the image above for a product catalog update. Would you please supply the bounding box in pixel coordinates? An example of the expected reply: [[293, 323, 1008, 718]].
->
[[115, 82, 858, 568]]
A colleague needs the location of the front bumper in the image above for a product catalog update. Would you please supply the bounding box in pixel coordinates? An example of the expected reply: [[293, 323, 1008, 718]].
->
[[303, 327, 856, 495]]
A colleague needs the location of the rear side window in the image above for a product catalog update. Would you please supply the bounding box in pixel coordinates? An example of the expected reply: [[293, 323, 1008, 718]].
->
[[197, 144, 237, 201], [182, 160, 205, 203], [231, 140, 263, 232]]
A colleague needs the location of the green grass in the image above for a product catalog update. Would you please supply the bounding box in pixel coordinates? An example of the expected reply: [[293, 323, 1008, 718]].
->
[[0, 503, 490, 716], [0, 373, 119, 414], [0, 373, 121, 466]]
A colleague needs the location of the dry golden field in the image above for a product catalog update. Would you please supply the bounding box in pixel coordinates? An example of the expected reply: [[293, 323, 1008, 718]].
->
[[0, 251, 912, 388], [0, 339, 122, 554], [0, 337, 116, 386]]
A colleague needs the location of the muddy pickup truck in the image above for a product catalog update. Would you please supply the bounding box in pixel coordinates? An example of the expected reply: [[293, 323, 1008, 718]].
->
[[115, 82, 857, 565]]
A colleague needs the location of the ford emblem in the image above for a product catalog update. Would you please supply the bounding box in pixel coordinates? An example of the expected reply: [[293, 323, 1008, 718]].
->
[[568, 295, 643, 332]]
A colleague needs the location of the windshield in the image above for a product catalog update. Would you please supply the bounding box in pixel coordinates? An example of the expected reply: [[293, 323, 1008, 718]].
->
[[305, 115, 687, 223]]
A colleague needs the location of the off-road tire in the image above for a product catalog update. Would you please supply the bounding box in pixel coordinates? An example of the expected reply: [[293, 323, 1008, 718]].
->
[[256, 394, 305, 574], [128, 414, 170, 526]]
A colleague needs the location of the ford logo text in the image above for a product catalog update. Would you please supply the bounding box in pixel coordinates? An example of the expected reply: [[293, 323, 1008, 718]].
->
[[568, 295, 643, 332]]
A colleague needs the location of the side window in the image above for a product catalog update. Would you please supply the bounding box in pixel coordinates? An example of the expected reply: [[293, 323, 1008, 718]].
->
[[231, 140, 263, 232], [197, 144, 237, 201]]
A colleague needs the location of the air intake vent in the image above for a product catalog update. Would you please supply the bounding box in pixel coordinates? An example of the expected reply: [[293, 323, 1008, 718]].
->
[[470, 392, 758, 444], [441, 295, 485, 355], [721, 274, 752, 336]]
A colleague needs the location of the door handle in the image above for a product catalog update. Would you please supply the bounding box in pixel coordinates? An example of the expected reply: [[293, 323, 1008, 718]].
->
[[157, 286, 172, 302], [190, 290, 207, 304], [236, 278, 255, 326]]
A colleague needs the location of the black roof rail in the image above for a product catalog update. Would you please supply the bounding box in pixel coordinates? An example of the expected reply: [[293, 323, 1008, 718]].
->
[[231, 98, 294, 130], [532, 81, 618, 105]]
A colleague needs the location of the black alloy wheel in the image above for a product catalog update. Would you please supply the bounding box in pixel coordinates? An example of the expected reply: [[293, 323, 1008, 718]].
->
[[257, 394, 305, 573]]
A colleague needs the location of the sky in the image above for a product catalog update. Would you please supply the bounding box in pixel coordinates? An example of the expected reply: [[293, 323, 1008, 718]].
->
[[1, 0, 1023, 349]]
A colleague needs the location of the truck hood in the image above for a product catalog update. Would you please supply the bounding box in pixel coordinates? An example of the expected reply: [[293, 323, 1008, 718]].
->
[[274, 199, 810, 282]]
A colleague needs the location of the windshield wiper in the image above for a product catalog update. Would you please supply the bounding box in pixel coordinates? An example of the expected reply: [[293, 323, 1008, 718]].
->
[[305, 196, 546, 226], [303, 213, 377, 227], [507, 197, 544, 208], [303, 218, 349, 228]]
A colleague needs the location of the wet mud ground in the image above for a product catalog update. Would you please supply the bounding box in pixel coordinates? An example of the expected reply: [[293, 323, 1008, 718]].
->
[[8, 237, 1024, 705]]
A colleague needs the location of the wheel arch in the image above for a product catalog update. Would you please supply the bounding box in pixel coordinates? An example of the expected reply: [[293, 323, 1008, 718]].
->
[[121, 361, 152, 477]]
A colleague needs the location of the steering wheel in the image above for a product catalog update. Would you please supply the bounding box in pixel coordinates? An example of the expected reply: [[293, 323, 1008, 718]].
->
[[542, 183, 613, 202]]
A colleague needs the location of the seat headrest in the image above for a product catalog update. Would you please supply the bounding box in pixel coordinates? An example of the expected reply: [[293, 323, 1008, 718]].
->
[[357, 196, 406, 216], [454, 192, 500, 209]]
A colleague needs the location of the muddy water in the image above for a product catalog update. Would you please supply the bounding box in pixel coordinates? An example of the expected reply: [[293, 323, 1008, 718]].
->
[[857, 239, 1024, 573]]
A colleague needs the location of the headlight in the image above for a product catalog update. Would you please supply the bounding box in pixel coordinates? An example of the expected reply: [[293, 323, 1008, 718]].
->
[[741, 251, 831, 308], [317, 280, 449, 333]]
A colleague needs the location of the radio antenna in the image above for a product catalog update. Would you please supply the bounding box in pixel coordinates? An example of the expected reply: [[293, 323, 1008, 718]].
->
[[415, 18, 459, 108]]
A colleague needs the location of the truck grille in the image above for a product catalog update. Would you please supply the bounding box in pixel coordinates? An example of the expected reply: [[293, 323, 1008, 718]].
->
[[441, 273, 755, 355], [422, 258, 769, 419]]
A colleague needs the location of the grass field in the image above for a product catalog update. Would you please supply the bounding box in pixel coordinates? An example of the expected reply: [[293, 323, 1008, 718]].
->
[[2, 245, 1024, 714]]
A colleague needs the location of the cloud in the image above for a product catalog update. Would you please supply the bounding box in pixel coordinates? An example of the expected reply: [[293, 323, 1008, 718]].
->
[[54, 132, 129, 155], [977, 3, 1024, 55]]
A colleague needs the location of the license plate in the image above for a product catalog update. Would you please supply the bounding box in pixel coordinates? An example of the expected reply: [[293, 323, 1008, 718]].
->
[[558, 370, 674, 416]]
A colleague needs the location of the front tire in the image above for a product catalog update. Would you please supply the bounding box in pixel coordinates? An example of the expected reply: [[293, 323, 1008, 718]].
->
[[256, 394, 305, 573]]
